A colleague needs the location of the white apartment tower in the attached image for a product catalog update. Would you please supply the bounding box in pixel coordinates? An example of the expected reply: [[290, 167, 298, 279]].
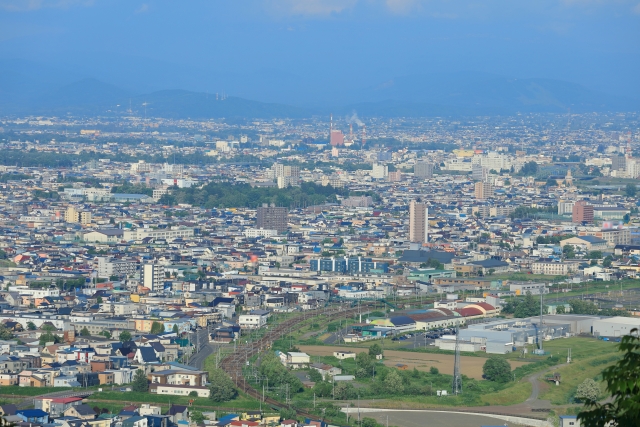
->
[[142, 264, 165, 291]]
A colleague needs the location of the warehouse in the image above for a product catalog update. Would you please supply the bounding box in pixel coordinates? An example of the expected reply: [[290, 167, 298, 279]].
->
[[592, 316, 640, 337]]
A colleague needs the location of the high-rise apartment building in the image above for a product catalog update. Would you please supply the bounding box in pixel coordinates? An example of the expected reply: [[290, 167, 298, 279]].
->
[[409, 200, 428, 243], [142, 264, 165, 291], [572, 201, 594, 223], [371, 163, 389, 179], [414, 162, 433, 178], [65, 206, 92, 225], [272, 163, 300, 189], [256, 204, 288, 233], [474, 182, 494, 200]]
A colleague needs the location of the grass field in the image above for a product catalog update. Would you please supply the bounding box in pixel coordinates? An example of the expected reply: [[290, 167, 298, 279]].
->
[[532, 337, 621, 405], [0, 386, 83, 396], [480, 380, 533, 406], [539, 353, 618, 405]]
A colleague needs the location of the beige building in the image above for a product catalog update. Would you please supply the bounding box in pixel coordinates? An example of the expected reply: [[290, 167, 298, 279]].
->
[[64, 206, 91, 224], [409, 200, 428, 243], [474, 182, 494, 200]]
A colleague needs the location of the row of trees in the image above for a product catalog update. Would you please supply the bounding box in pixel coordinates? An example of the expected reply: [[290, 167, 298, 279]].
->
[[160, 181, 348, 209]]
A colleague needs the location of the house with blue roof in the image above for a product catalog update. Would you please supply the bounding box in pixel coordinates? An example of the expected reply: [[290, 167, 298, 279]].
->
[[16, 409, 49, 424]]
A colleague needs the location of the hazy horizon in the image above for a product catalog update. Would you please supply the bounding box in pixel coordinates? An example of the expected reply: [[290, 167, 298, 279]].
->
[[1, 0, 639, 107]]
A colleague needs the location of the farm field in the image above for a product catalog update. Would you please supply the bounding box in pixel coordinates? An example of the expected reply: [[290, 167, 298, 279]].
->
[[299, 345, 530, 380]]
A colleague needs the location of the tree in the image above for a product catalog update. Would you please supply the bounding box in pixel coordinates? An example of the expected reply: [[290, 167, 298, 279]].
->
[[514, 291, 547, 318], [575, 378, 600, 402], [26, 321, 36, 331], [80, 327, 90, 336], [579, 329, 640, 426], [172, 324, 179, 334], [603, 256, 613, 268], [384, 369, 404, 394], [100, 331, 112, 339], [209, 368, 237, 402], [333, 381, 355, 400], [519, 161, 539, 176], [556, 305, 566, 314], [588, 251, 603, 260], [41, 324, 56, 332], [307, 369, 323, 383], [190, 410, 205, 424], [483, 357, 512, 383], [132, 369, 148, 392], [569, 299, 599, 315], [39, 332, 60, 346], [623, 213, 631, 224], [96, 296, 103, 304], [279, 408, 297, 421], [563, 244, 575, 259], [625, 183, 637, 198], [368, 343, 383, 357], [150, 321, 164, 335], [0, 325, 13, 340], [429, 366, 439, 375], [119, 330, 132, 342], [546, 177, 557, 187]]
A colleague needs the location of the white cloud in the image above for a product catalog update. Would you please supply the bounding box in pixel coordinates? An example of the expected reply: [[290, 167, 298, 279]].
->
[[270, 0, 358, 17], [135, 3, 149, 14], [0, 0, 93, 12], [385, 0, 419, 14]]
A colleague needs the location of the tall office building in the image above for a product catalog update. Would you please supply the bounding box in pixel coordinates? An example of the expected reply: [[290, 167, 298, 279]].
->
[[572, 201, 594, 223], [474, 182, 494, 200], [256, 204, 288, 233], [409, 200, 429, 243], [414, 161, 433, 178], [142, 264, 165, 291]]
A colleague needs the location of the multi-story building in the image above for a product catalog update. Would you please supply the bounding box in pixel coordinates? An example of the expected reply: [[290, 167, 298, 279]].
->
[[474, 182, 494, 200], [414, 161, 433, 178], [256, 205, 288, 233], [531, 260, 575, 275], [243, 228, 278, 238], [96, 257, 137, 278], [409, 200, 428, 243], [371, 163, 388, 179], [142, 264, 165, 291], [272, 163, 300, 188], [310, 257, 389, 273], [64, 206, 91, 224], [342, 196, 373, 208], [572, 201, 594, 223]]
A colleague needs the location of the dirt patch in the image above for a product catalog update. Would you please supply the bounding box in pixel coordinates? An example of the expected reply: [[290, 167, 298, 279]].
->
[[299, 345, 530, 380]]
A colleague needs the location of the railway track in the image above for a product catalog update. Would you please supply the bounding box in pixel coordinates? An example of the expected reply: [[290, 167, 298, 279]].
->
[[220, 304, 371, 419]]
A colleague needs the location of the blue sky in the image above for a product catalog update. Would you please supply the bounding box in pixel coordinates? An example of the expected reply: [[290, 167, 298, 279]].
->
[[1, 0, 639, 104]]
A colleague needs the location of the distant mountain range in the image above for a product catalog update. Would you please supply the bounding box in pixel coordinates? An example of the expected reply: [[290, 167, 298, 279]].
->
[[0, 60, 637, 118]]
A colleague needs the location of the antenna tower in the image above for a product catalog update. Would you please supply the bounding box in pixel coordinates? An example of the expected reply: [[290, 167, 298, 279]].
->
[[452, 326, 462, 395]]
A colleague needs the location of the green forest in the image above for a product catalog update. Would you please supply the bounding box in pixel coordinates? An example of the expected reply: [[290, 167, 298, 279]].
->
[[159, 182, 348, 208]]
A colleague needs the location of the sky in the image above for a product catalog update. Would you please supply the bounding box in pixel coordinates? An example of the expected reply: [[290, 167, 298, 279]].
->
[[1, 0, 639, 105]]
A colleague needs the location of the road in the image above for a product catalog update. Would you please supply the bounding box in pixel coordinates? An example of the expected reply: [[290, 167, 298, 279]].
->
[[188, 343, 219, 370], [345, 409, 533, 427]]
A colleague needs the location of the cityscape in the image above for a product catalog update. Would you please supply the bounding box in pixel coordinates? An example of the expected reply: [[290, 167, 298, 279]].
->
[[0, 2, 639, 427]]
